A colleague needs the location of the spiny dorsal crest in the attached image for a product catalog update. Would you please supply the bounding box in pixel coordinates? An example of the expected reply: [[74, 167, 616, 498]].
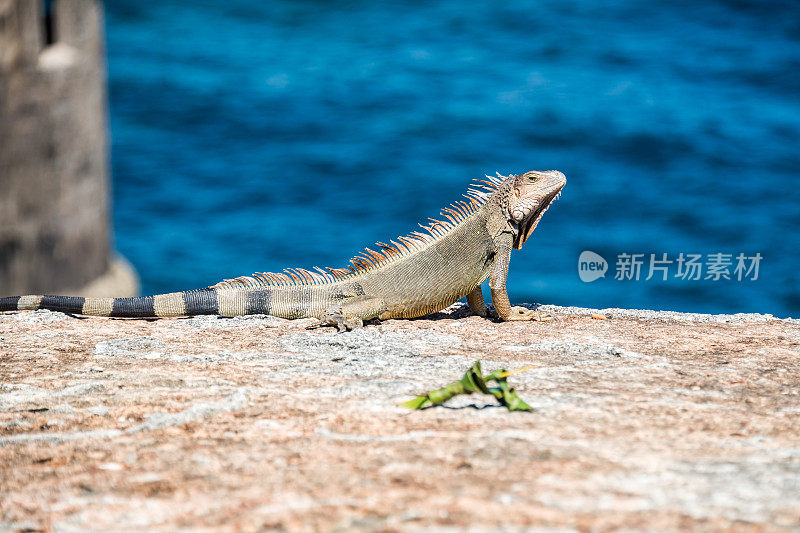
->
[[213, 173, 510, 288]]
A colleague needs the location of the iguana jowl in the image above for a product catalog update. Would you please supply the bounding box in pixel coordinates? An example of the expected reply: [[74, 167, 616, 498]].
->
[[0, 171, 566, 330]]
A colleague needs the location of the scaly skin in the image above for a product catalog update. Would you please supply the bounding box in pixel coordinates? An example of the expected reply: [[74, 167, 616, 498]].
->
[[0, 171, 566, 330]]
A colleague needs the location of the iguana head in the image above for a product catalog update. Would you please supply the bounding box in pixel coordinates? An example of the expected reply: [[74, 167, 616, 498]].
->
[[509, 170, 566, 249]]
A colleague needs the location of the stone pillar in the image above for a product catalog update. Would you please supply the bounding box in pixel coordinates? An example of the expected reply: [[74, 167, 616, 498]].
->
[[0, 0, 137, 297]]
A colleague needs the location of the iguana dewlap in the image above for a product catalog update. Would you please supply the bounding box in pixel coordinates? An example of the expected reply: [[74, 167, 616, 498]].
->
[[1, 171, 566, 330]]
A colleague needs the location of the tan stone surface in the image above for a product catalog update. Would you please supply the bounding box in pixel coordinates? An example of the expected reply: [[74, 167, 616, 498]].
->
[[1, 304, 799, 532]]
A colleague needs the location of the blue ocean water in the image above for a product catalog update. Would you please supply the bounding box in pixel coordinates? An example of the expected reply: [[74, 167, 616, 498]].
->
[[105, 0, 800, 317]]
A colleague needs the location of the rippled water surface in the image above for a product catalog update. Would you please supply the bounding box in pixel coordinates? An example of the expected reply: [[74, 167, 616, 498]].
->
[[106, 0, 800, 317]]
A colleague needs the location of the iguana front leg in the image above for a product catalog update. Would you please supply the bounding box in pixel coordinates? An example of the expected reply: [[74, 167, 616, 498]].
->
[[489, 233, 552, 322]]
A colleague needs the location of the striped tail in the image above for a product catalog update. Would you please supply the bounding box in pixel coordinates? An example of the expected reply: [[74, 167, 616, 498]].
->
[[0, 288, 222, 317]]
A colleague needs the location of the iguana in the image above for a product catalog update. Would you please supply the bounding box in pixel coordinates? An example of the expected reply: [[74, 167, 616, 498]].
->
[[0, 170, 565, 330]]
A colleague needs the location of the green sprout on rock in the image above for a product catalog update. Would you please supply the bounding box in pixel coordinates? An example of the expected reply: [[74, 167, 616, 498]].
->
[[400, 360, 534, 411]]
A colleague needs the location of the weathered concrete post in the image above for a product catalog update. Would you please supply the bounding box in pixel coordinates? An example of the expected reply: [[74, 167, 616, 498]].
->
[[0, 0, 137, 297]]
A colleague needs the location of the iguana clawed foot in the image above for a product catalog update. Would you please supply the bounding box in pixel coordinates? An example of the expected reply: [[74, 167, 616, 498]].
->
[[506, 306, 554, 322], [306, 296, 387, 332], [486, 305, 554, 322], [306, 312, 363, 332]]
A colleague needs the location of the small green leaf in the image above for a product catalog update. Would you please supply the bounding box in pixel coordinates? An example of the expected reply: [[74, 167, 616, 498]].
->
[[400, 360, 534, 412]]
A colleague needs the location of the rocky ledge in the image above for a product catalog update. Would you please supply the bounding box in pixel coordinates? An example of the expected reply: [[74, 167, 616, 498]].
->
[[1, 304, 798, 531]]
